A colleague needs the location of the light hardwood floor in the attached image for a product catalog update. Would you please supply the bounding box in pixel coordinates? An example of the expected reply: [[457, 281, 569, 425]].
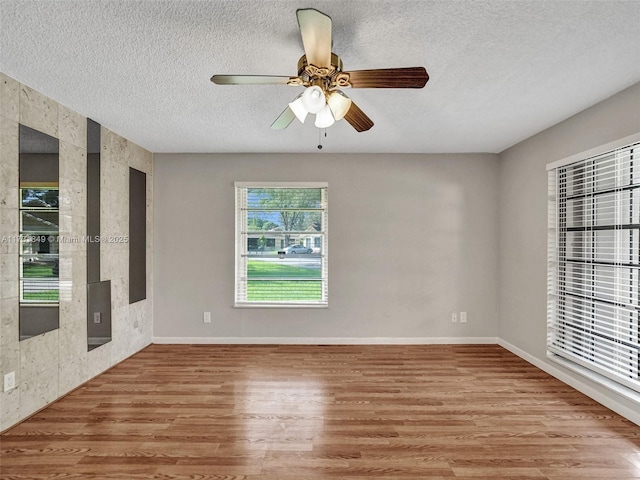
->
[[1, 344, 639, 479]]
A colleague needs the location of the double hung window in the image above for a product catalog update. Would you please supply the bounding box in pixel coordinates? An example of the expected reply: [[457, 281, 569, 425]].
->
[[235, 182, 328, 307]]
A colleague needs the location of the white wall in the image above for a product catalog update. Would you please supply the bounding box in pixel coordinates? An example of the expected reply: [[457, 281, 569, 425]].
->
[[498, 81, 640, 419], [153, 153, 499, 342]]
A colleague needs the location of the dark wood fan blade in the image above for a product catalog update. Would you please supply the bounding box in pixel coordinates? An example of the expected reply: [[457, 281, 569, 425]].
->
[[296, 8, 332, 68], [270, 106, 296, 130], [211, 75, 292, 85], [345, 67, 429, 88], [344, 101, 374, 132]]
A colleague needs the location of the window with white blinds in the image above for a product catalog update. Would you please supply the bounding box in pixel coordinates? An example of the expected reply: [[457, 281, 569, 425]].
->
[[235, 182, 328, 307], [548, 141, 640, 394]]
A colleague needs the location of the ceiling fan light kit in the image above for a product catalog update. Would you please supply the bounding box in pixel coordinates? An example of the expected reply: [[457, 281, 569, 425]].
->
[[315, 104, 335, 128], [288, 94, 308, 123], [327, 90, 352, 121], [211, 8, 429, 134], [302, 85, 326, 114]]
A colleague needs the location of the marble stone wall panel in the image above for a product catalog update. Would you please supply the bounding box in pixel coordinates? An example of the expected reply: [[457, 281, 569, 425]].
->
[[110, 305, 132, 364], [110, 134, 128, 165], [20, 330, 58, 380], [128, 142, 146, 171], [69, 214, 87, 239], [0, 341, 20, 428], [0, 277, 18, 300], [0, 73, 153, 432], [60, 140, 87, 184], [111, 275, 128, 309], [20, 371, 58, 419], [58, 320, 88, 395], [0, 253, 18, 282], [86, 342, 111, 380], [0, 116, 19, 210], [18, 330, 59, 416], [59, 178, 86, 218], [57, 252, 87, 287], [0, 340, 19, 383], [0, 73, 19, 122], [0, 208, 18, 255], [58, 215, 87, 254], [0, 298, 18, 346], [19, 85, 58, 138], [134, 302, 153, 350], [59, 284, 86, 328], [58, 105, 86, 149], [0, 387, 20, 431]]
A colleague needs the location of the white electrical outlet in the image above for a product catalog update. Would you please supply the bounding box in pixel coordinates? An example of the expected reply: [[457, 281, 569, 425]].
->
[[451, 313, 457, 323], [204, 312, 212, 324], [460, 312, 468, 323], [4, 372, 16, 392]]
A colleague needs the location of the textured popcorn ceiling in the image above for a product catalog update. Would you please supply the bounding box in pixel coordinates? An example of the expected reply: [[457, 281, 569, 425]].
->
[[1, 0, 640, 154]]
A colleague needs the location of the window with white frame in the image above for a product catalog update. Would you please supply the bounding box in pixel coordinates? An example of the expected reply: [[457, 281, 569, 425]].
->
[[235, 182, 328, 307], [548, 140, 640, 395], [19, 187, 59, 304]]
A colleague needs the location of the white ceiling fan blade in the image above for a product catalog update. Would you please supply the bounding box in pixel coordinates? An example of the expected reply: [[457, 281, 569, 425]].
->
[[270, 106, 297, 130], [296, 8, 332, 68], [211, 75, 292, 85]]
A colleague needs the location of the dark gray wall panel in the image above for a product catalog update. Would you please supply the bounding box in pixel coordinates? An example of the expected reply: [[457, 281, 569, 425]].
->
[[129, 168, 146, 303], [86, 119, 101, 284], [19, 306, 58, 340]]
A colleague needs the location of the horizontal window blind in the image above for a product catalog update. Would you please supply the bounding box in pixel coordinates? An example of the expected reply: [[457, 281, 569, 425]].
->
[[548, 142, 640, 393], [235, 183, 328, 307]]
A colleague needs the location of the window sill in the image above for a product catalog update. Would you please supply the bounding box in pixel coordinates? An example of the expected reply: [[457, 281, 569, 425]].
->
[[548, 353, 640, 406], [234, 302, 328, 309]]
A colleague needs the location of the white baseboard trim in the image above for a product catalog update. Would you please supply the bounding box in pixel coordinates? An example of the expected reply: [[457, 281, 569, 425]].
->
[[153, 336, 498, 345], [498, 338, 640, 426]]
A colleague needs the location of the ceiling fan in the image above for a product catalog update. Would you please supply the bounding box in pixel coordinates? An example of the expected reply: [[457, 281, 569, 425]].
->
[[211, 8, 429, 133]]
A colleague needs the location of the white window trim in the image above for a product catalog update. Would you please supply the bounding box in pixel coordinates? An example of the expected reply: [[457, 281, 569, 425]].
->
[[234, 181, 328, 308]]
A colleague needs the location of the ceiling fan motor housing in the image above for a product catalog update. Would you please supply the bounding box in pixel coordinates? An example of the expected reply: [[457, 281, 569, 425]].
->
[[289, 54, 351, 91]]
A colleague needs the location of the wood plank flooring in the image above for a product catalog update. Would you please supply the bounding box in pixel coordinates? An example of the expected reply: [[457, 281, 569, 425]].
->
[[1, 344, 639, 479]]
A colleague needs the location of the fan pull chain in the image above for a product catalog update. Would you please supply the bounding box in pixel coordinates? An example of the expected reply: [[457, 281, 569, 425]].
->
[[317, 128, 327, 150]]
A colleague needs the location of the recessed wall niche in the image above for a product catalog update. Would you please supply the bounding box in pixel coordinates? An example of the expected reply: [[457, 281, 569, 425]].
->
[[18, 124, 60, 340], [129, 167, 146, 304], [86, 118, 112, 351]]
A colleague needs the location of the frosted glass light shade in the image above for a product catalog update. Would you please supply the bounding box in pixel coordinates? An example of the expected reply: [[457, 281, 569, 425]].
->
[[315, 104, 335, 128], [327, 91, 352, 121], [288, 96, 308, 123], [302, 86, 326, 114]]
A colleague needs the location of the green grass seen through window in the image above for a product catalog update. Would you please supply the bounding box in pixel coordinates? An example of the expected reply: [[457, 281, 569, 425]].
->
[[247, 260, 320, 278], [23, 290, 59, 301], [22, 263, 56, 278], [247, 260, 321, 301]]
